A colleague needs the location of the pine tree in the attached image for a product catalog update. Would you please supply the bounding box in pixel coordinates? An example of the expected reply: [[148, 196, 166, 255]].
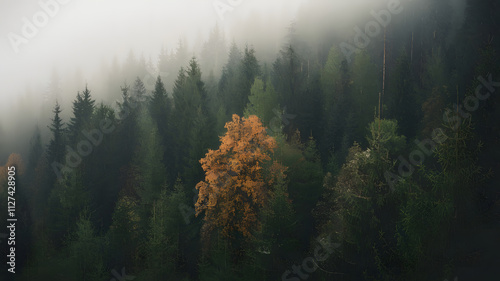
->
[[68, 86, 95, 143], [132, 77, 146, 104], [351, 50, 380, 144], [272, 45, 306, 113], [28, 125, 43, 171], [47, 101, 65, 165], [319, 45, 352, 164], [149, 76, 174, 182], [116, 84, 139, 165], [172, 57, 215, 186], [387, 50, 420, 139], [200, 23, 227, 78], [244, 78, 279, 126], [250, 171, 297, 280], [131, 107, 166, 209], [237, 46, 261, 114], [67, 212, 107, 281], [149, 76, 169, 132], [219, 43, 243, 116], [149, 76, 169, 129], [143, 190, 176, 279]]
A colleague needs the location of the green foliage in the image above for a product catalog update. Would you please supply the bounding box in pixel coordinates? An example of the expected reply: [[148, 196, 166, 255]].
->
[[141, 190, 177, 279], [16, 9, 500, 279], [273, 132, 323, 248], [272, 44, 307, 118], [47, 101, 66, 165], [387, 50, 420, 139], [219, 43, 242, 116], [172, 57, 216, 186], [351, 51, 380, 143], [200, 24, 227, 78], [434, 116, 486, 220], [319, 45, 353, 165], [67, 212, 107, 281], [313, 117, 408, 279], [243, 78, 279, 125], [132, 107, 166, 205], [250, 175, 299, 280], [68, 86, 96, 143], [367, 118, 406, 160], [321, 46, 345, 107], [198, 237, 239, 281], [107, 195, 141, 267], [47, 171, 90, 246], [396, 179, 453, 275]]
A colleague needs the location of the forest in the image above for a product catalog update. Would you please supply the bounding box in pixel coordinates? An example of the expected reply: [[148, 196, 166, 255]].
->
[[0, 0, 499, 280]]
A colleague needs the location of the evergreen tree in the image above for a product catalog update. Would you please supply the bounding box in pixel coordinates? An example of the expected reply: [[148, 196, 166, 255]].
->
[[219, 43, 242, 116], [243, 78, 279, 126], [149, 76, 169, 130], [116, 84, 140, 166], [272, 45, 306, 115], [200, 23, 227, 79], [249, 172, 297, 280], [132, 76, 147, 103], [387, 50, 420, 140], [319, 45, 352, 166], [28, 125, 43, 172], [172, 57, 215, 187], [47, 101, 65, 166], [149, 75, 174, 183], [83, 103, 120, 229], [351, 50, 380, 144], [236, 46, 261, 115], [142, 190, 177, 279], [68, 86, 95, 143], [67, 212, 107, 281], [47, 171, 90, 246], [131, 107, 166, 210]]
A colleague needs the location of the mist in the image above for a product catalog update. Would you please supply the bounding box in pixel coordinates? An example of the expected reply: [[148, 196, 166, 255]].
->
[[5, 1, 500, 279], [0, 0, 465, 162], [1, 0, 467, 160]]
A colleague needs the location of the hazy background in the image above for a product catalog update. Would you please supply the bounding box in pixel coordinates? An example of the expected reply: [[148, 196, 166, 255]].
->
[[0, 0, 466, 163]]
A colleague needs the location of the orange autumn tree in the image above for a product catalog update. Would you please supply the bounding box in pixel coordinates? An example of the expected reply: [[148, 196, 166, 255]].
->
[[195, 114, 280, 241]]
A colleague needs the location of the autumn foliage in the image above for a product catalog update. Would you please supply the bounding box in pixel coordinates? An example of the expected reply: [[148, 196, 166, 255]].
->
[[195, 114, 278, 240]]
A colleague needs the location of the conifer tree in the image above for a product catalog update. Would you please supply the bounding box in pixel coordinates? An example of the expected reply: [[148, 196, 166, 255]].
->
[[68, 86, 95, 143]]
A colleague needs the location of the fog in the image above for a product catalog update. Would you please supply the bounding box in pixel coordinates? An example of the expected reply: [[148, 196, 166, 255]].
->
[[0, 0, 466, 162]]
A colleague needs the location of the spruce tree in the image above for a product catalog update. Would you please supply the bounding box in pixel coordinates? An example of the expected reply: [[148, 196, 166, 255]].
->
[[68, 86, 95, 143], [47, 101, 65, 162]]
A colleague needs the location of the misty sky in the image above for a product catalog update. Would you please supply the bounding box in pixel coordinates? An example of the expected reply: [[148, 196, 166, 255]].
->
[[0, 0, 466, 159], [0, 0, 308, 115]]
